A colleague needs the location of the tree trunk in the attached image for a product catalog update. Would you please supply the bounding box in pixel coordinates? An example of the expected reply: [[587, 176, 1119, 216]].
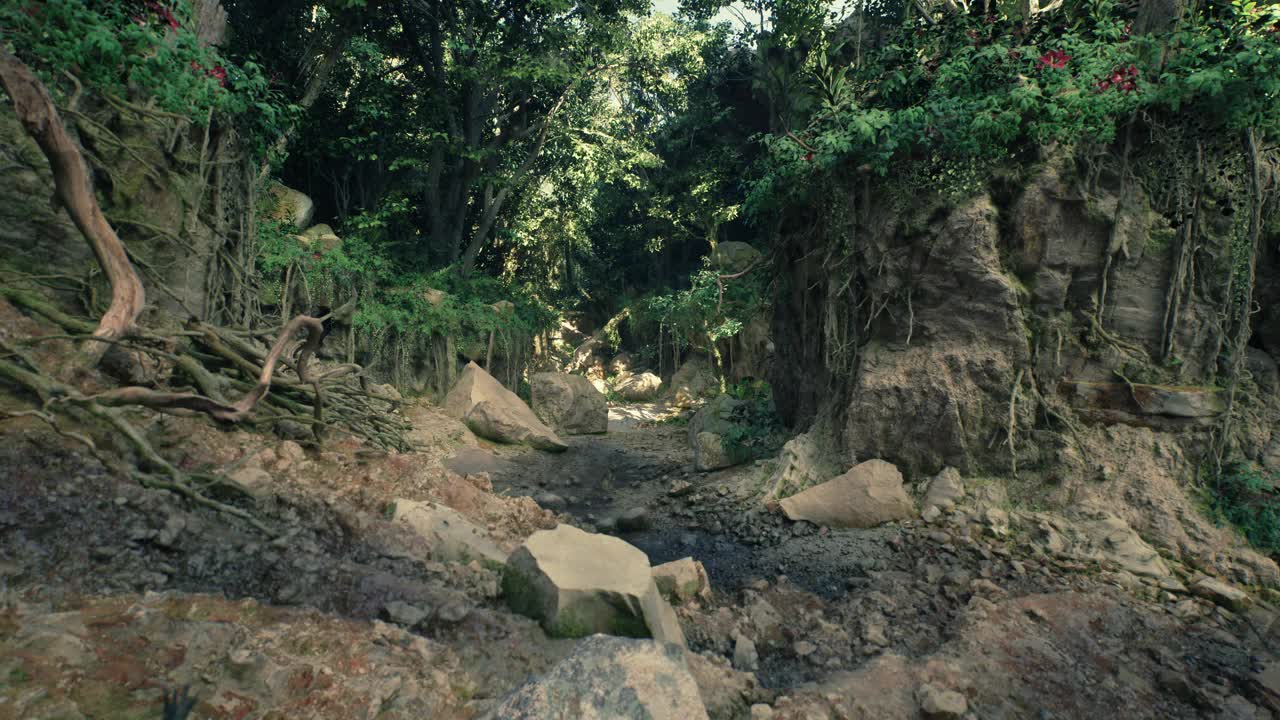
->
[[0, 47, 145, 361]]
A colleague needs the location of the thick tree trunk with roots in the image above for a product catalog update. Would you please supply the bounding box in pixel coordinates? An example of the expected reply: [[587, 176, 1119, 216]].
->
[[0, 46, 146, 363]]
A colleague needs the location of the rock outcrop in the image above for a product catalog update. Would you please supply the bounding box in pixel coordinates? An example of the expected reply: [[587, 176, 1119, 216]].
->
[[443, 362, 567, 452], [502, 524, 684, 646], [490, 635, 708, 720], [531, 372, 608, 435], [763, 431, 841, 502], [780, 459, 914, 528]]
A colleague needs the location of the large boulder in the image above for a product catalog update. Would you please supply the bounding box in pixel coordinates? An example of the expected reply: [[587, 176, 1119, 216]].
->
[[710, 242, 761, 273], [266, 183, 315, 229], [491, 635, 708, 720], [531, 373, 608, 435], [391, 498, 507, 565], [502, 524, 684, 646], [615, 372, 663, 401], [669, 355, 719, 407], [779, 459, 914, 528], [443, 362, 567, 452]]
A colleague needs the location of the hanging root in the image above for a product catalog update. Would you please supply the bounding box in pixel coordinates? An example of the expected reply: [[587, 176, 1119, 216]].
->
[[0, 47, 145, 363]]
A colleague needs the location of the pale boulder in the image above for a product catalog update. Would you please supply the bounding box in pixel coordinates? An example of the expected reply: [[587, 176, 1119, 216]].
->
[[444, 362, 567, 452], [299, 223, 341, 253], [615, 372, 663, 401], [779, 459, 914, 528], [922, 466, 965, 511], [491, 635, 708, 720], [502, 524, 684, 646], [531, 372, 607, 435], [392, 498, 507, 565], [266, 183, 315, 229], [669, 355, 719, 407]]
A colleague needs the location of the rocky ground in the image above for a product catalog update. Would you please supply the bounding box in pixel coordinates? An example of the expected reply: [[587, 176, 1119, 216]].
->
[[3, 386, 1280, 719]]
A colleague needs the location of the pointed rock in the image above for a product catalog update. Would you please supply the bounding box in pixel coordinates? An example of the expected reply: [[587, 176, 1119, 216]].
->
[[444, 362, 567, 452], [779, 459, 914, 528]]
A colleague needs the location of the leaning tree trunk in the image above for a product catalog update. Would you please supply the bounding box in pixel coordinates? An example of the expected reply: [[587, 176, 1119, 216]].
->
[[0, 46, 145, 363]]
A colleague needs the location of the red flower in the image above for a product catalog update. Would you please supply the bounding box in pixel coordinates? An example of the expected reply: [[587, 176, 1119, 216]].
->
[[1096, 65, 1140, 93], [1037, 49, 1071, 70], [804, 152, 814, 162], [139, 0, 179, 28]]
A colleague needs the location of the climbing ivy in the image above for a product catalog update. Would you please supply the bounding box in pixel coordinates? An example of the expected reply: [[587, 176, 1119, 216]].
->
[[748, 0, 1280, 213], [1209, 462, 1280, 555], [1, 0, 294, 154]]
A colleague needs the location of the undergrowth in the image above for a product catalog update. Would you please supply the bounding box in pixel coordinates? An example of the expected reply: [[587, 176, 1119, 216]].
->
[[1207, 462, 1280, 555]]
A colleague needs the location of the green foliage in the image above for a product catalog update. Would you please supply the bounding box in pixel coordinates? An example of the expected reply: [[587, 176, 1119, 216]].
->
[[1, 0, 293, 154], [254, 200, 557, 361], [719, 380, 785, 458], [1209, 462, 1280, 554], [630, 263, 768, 354], [749, 0, 1280, 213]]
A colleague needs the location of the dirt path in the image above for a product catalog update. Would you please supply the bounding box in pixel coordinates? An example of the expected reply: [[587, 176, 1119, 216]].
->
[[461, 404, 920, 597]]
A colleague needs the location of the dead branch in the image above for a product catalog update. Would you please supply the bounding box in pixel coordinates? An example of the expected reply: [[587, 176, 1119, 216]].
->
[[87, 315, 324, 422], [0, 47, 145, 362]]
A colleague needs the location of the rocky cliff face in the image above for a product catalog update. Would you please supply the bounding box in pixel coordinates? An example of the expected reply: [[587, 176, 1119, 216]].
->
[[770, 145, 1280, 579]]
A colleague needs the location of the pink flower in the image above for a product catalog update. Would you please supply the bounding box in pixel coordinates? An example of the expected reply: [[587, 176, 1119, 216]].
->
[[1037, 50, 1071, 70]]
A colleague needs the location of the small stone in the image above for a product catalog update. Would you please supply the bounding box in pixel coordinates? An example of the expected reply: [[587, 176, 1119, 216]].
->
[[616, 507, 652, 532], [863, 623, 889, 647], [534, 493, 567, 511], [383, 601, 430, 628], [793, 640, 817, 657], [437, 601, 471, 624], [668, 480, 694, 497], [750, 705, 775, 720], [156, 513, 186, 548], [919, 683, 968, 719], [733, 633, 759, 671], [921, 505, 942, 524]]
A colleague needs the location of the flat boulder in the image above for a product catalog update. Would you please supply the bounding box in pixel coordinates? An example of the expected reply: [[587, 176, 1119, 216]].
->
[[392, 498, 507, 565], [531, 372, 608, 435], [491, 635, 708, 720], [615, 372, 663, 401], [779, 459, 914, 528], [444, 362, 567, 452], [502, 524, 684, 647]]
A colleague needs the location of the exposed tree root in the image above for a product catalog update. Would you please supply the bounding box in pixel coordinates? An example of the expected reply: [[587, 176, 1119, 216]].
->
[[0, 47, 144, 362]]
